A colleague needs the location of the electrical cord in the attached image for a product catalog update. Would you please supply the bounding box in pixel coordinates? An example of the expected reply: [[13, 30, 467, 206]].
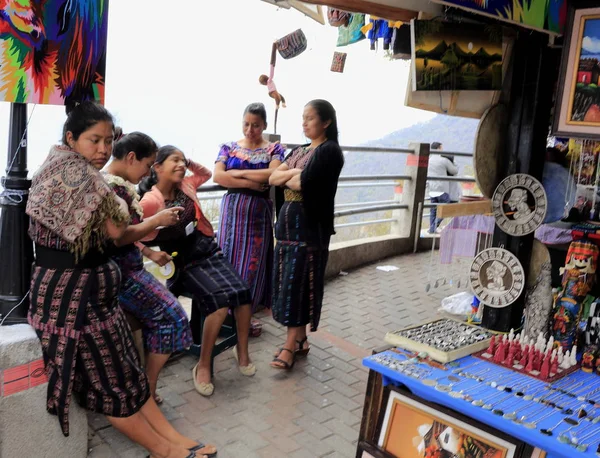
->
[[0, 290, 30, 326]]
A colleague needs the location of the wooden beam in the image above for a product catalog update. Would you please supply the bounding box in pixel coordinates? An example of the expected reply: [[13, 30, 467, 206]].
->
[[436, 200, 492, 219], [300, 0, 418, 22]]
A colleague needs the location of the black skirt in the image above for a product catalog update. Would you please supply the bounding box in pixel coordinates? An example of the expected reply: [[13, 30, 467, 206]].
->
[[166, 232, 251, 315], [272, 197, 330, 331], [28, 255, 149, 436]]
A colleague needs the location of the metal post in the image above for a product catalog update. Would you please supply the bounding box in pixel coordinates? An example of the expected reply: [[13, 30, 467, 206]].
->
[[0, 103, 33, 325], [399, 143, 430, 242]]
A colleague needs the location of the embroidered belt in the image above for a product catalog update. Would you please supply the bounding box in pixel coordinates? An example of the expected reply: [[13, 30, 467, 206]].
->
[[284, 189, 303, 202]]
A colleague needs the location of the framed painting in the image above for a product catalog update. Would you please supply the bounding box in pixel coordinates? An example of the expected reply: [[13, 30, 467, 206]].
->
[[357, 440, 396, 458], [377, 389, 521, 458], [553, 1, 600, 139], [410, 20, 503, 92], [430, 0, 566, 35], [0, 1, 109, 105]]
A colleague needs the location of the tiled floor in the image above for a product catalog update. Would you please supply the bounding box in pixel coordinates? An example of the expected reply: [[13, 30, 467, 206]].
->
[[88, 251, 459, 457]]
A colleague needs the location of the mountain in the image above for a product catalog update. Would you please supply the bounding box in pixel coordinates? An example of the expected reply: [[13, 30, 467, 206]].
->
[[416, 40, 449, 59], [359, 114, 478, 156]]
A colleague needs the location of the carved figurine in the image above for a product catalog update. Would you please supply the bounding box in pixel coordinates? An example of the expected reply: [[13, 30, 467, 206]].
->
[[552, 241, 599, 351], [582, 347, 596, 373]]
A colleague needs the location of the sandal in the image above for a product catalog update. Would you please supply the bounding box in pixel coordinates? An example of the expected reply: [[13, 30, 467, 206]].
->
[[295, 337, 310, 357], [147, 454, 200, 458], [271, 348, 295, 370], [250, 319, 262, 338], [190, 442, 218, 457]]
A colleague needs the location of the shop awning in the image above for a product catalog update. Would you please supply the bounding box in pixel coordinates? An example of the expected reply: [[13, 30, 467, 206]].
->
[[299, 0, 565, 34], [298, 0, 442, 22], [261, 0, 326, 24]]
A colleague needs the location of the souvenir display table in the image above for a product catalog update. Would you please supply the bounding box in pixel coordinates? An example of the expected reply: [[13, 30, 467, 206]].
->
[[358, 347, 596, 458]]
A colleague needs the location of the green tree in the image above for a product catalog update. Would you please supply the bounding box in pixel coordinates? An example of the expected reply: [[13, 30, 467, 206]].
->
[[441, 48, 459, 69]]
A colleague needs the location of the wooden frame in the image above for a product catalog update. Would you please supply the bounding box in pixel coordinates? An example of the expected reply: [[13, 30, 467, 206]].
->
[[299, 0, 420, 22], [376, 387, 524, 458], [553, 0, 600, 139], [287, 1, 325, 25]]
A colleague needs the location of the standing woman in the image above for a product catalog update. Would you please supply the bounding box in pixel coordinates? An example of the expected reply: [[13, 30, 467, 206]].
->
[[139, 146, 254, 397], [213, 103, 285, 337], [269, 99, 344, 370], [26, 101, 211, 458], [104, 132, 194, 406]]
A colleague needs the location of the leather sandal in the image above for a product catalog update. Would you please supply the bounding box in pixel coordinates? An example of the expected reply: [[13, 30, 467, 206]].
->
[[232, 345, 256, 377], [192, 364, 214, 397], [190, 442, 218, 457], [295, 337, 310, 357], [147, 454, 200, 458], [271, 348, 295, 370]]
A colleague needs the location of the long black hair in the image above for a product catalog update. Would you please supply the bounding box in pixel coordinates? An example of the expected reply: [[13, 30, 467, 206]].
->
[[113, 132, 158, 161], [306, 99, 339, 144], [138, 145, 184, 196], [62, 100, 114, 145]]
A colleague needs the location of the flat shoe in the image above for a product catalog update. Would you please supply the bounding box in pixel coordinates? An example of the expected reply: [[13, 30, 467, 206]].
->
[[232, 345, 257, 377], [192, 364, 214, 397]]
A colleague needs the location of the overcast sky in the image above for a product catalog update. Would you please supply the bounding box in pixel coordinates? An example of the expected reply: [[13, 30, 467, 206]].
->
[[0, 0, 436, 181]]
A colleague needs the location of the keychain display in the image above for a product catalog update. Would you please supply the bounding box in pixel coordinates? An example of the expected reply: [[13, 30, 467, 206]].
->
[[364, 351, 600, 448]]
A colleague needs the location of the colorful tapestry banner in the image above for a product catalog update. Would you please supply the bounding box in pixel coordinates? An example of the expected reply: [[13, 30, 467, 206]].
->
[[0, 1, 109, 105], [431, 0, 567, 34]]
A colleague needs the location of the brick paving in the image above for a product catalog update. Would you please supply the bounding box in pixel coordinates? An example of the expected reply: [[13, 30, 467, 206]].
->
[[88, 251, 460, 457]]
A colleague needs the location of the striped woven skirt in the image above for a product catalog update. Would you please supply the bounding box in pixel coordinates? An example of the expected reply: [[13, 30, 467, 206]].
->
[[116, 247, 193, 354], [170, 232, 251, 315], [28, 260, 150, 436], [272, 197, 329, 332], [217, 192, 274, 312]]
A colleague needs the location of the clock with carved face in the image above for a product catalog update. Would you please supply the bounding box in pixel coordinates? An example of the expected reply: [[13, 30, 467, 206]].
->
[[492, 174, 547, 236], [470, 247, 525, 308]]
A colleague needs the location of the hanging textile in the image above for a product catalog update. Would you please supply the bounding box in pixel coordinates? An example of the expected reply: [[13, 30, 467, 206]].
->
[[330, 52, 347, 73], [337, 13, 366, 47], [328, 8, 350, 27]]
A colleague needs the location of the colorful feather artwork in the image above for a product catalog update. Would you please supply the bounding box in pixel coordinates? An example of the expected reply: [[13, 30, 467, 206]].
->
[[0, 1, 109, 105]]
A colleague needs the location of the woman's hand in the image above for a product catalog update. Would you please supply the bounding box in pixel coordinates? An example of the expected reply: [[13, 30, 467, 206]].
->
[[246, 180, 270, 192], [286, 174, 302, 191], [154, 206, 184, 227], [147, 250, 172, 267]]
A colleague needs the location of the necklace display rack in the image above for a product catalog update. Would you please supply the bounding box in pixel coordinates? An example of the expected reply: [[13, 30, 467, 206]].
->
[[384, 318, 494, 363], [364, 351, 600, 452]]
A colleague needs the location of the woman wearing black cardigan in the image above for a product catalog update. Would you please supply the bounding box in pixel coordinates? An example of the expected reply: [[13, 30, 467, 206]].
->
[[269, 99, 344, 370]]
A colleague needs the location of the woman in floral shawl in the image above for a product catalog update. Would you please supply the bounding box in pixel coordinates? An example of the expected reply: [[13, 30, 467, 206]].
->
[[27, 102, 208, 458]]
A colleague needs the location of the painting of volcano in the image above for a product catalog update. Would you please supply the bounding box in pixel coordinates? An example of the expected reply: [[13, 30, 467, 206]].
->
[[410, 20, 503, 92]]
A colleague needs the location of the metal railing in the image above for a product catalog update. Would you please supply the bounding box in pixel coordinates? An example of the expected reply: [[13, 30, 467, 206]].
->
[[195, 142, 475, 243]]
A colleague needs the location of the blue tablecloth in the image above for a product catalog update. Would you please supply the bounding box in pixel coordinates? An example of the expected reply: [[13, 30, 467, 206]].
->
[[364, 351, 597, 458]]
